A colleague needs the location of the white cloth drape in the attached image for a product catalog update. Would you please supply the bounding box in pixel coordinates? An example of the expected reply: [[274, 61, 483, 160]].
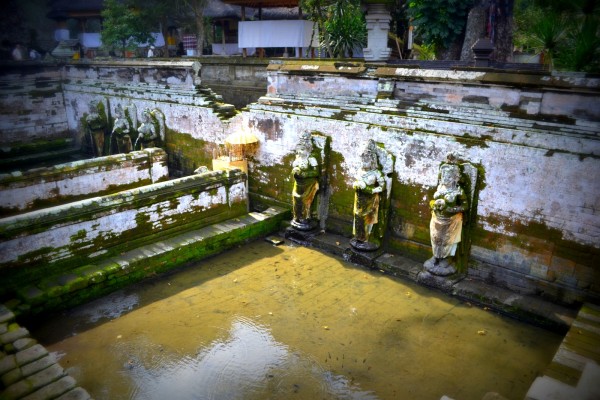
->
[[238, 21, 318, 48]]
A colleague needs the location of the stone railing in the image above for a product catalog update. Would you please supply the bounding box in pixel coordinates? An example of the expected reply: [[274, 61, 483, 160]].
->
[[0, 148, 169, 217]]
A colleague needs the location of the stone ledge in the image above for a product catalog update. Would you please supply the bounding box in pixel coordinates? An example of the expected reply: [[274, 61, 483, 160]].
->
[[9, 206, 288, 318], [292, 230, 577, 332]]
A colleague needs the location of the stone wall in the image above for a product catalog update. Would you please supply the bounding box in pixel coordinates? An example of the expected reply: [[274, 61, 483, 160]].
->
[[0, 63, 70, 157], [60, 60, 232, 177], [200, 57, 269, 108], [1, 59, 598, 307], [0, 169, 248, 298], [240, 61, 600, 305], [0, 148, 168, 217]]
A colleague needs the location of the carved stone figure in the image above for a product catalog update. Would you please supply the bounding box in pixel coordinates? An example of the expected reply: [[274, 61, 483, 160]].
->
[[110, 103, 136, 154], [135, 108, 165, 150], [425, 153, 468, 276], [85, 100, 108, 157], [291, 132, 320, 231], [351, 140, 386, 251]]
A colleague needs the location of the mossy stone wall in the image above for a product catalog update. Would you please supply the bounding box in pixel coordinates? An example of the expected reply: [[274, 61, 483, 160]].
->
[[239, 61, 600, 305], [0, 169, 248, 299], [0, 148, 169, 217]]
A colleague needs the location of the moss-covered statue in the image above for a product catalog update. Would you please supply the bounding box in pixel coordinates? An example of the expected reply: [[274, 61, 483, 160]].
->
[[350, 140, 386, 251], [85, 99, 109, 157], [291, 132, 320, 231], [110, 103, 136, 154], [135, 108, 165, 150], [424, 153, 469, 276]]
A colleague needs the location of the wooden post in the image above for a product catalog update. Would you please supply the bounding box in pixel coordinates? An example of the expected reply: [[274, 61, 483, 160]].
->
[[242, 6, 247, 58]]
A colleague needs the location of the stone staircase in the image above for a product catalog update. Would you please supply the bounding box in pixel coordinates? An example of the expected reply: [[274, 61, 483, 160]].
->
[[0, 305, 91, 400]]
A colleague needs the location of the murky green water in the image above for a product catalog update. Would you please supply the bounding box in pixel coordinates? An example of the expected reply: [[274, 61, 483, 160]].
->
[[32, 240, 562, 400]]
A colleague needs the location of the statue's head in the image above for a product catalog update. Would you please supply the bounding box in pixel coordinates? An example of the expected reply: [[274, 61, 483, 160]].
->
[[296, 132, 312, 154], [439, 163, 460, 187], [445, 151, 460, 164], [141, 109, 152, 122], [360, 140, 378, 170]]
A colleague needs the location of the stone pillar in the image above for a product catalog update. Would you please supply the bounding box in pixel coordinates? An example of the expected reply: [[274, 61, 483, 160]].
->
[[472, 38, 494, 67], [363, 3, 392, 62]]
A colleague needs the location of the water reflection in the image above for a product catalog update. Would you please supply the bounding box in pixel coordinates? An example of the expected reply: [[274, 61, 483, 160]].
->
[[121, 316, 376, 400]]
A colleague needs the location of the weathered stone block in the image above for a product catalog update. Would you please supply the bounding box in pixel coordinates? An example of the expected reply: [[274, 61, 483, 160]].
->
[[0, 326, 29, 345], [21, 375, 75, 400], [0, 304, 14, 324], [15, 344, 48, 366], [55, 387, 92, 400], [0, 354, 16, 375]]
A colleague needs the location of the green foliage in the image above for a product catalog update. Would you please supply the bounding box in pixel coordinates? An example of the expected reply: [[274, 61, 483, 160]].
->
[[100, 0, 155, 54], [323, 0, 366, 57], [412, 42, 436, 60], [407, 0, 473, 50], [300, 0, 366, 58], [514, 0, 600, 71]]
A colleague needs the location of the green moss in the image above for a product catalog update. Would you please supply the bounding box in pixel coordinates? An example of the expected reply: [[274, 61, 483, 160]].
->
[[454, 133, 491, 149], [474, 214, 599, 267], [165, 128, 212, 176], [0, 137, 73, 157]]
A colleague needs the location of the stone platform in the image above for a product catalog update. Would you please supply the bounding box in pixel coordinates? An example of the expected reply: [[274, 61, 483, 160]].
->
[[285, 229, 578, 333], [283, 229, 600, 400]]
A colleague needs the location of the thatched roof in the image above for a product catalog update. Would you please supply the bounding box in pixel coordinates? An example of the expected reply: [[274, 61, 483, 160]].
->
[[206, 0, 301, 20], [222, 0, 299, 9], [47, 0, 104, 20]]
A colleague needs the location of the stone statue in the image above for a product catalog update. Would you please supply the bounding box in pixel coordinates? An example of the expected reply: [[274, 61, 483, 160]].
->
[[135, 108, 165, 150], [85, 100, 108, 157], [424, 153, 468, 276], [291, 132, 320, 231], [110, 103, 136, 154], [350, 140, 386, 251]]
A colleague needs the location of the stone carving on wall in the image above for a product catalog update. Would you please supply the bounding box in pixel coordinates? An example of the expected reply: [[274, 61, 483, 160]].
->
[[291, 132, 321, 231], [84, 100, 109, 157], [135, 108, 166, 150], [350, 139, 394, 252], [424, 152, 477, 276], [110, 103, 137, 155]]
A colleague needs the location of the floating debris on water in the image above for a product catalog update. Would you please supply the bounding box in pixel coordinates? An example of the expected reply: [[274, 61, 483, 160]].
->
[[265, 236, 284, 245]]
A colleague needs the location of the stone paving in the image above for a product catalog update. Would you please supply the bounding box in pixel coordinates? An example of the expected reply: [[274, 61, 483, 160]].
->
[[0, 304, 91, 400], [289, 230, 600, 400]]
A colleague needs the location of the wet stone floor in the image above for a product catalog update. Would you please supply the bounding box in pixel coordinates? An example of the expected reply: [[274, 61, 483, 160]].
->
[[32, 240, 562, 400]]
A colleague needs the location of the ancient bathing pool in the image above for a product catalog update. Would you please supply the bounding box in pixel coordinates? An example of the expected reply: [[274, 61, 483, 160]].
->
[[32, 240, 562, 400]]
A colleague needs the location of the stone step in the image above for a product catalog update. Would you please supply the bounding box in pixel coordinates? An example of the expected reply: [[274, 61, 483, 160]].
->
[[526, 303, 600, 400], [8, 206, 289, 318], [0, 306, 91, 400]]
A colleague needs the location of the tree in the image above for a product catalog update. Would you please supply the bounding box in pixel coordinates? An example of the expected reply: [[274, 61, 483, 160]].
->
[[301, 0, 366, 58], [176, 0, 209, 55], [101, 0, 155, 55], [407, 0, 474, 59], [300, 0, 336, 57], [461, 0, 514, 62], [514, 0, 600, 71]]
